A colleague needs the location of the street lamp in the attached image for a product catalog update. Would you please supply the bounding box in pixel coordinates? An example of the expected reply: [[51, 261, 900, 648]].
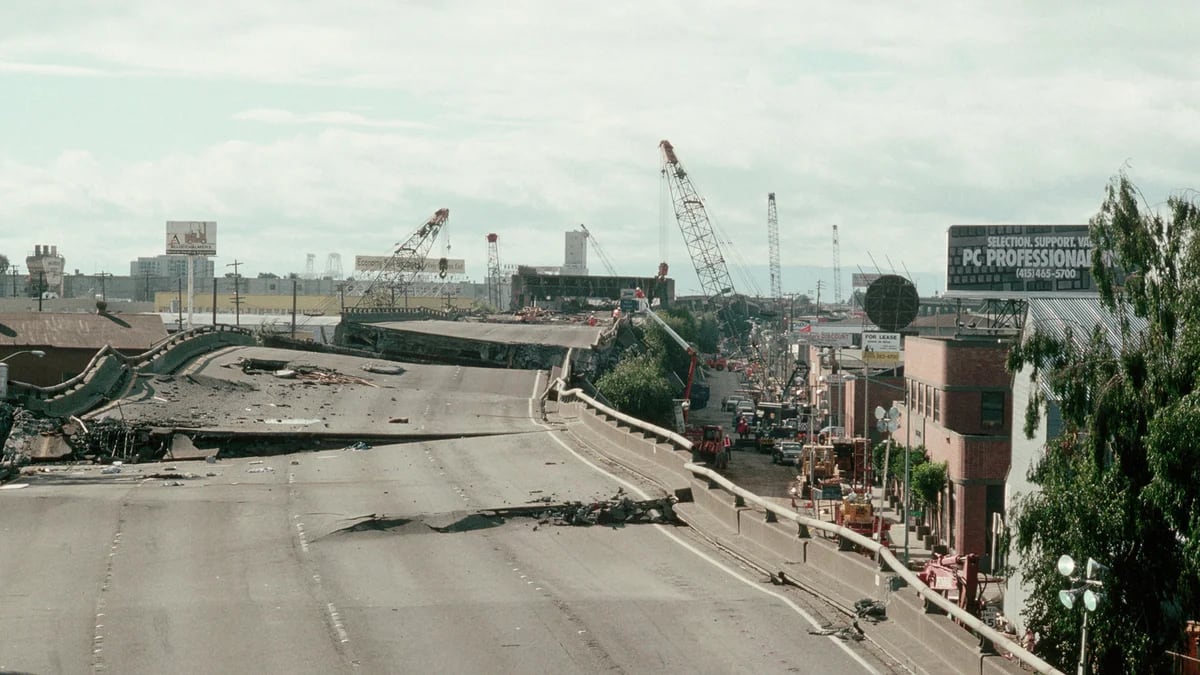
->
[[1057, 554, 1108, 675], [0, 349, 45, 400], [1, 349, 46, 363]]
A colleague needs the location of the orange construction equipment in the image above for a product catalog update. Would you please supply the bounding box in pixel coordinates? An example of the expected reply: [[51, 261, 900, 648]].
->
[[834, 490, 892, 554], [691, 425, 729, 470]]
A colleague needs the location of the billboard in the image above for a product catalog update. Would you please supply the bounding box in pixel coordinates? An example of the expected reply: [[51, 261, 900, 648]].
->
[[946, 225, 1096, 293], [851, 273, 881, 288], [166, 221, 217, 256], [804, 329, 855, 348], [862, 331, 901, 367], [355, 255, 466, 275]]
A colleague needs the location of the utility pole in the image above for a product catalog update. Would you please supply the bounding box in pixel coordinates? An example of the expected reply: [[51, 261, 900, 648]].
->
[[10, 266, 18, 297], [37, 271, 44, 312], [94, 271, 113, 301], [226, 260, 242, 326], [177, 277, 184, 331], [831, 224, 842, 306], [211, 277, 217, 325], [291, 279, 298, 339]]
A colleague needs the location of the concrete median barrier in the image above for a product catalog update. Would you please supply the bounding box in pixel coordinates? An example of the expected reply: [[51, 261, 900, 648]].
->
[[689, 476, 743, 533], [736, 510, 804, 562]]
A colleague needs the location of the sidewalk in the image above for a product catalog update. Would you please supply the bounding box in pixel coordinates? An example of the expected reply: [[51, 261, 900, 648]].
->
[[869, 483, 937, 570]]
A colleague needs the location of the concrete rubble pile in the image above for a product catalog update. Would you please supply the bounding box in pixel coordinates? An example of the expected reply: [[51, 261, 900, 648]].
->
[[490, 489, 678, 527], [233, 357, 377, 387], [1, 411, 169, 469]]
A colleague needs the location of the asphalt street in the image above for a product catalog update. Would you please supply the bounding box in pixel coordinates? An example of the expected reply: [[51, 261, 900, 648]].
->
[[0, 351, 898, 674]]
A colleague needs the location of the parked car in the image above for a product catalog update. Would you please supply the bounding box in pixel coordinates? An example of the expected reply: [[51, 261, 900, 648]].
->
[[773, 441, 805, 466]]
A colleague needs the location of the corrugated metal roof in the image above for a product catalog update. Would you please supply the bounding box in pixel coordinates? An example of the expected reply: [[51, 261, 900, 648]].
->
[[1025, 297, 1146, 352], [0, 312, 168, 350]]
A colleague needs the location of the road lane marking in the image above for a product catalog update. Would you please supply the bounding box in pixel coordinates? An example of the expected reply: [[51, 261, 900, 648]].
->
[[327, 603, 350, 644], [534, 412, 882, 675]]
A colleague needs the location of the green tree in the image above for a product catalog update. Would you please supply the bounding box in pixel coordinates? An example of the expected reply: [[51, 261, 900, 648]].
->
[[0, 254, 9, 276], [641, 318, 694, 384], [696, 313, 720, 353], [871, 443, 927, 487], [1008, 173, 1199, 673], [909, 461, 946, 509], [595, 352, 675, 428]]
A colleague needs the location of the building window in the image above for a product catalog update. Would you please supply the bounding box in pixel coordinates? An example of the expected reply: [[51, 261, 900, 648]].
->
[[933, 388, 941, 422], [981, 391, 1004, 430]]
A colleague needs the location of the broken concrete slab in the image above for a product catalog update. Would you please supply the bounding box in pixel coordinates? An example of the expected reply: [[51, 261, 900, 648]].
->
[[168, 433, 216, 461]]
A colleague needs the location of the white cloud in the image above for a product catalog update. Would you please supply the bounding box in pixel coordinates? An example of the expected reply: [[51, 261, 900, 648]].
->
[[3, 2, 1200, 293], [231, 108, 431, 130]]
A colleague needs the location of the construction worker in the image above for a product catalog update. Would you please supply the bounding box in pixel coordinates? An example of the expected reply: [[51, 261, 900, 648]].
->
[[736, 415, 749, 442], [586, 314, 597, 326]]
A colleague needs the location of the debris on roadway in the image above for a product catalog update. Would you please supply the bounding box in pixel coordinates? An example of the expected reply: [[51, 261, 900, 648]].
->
[[328, 492, 680, 540], [483, 490, 678, 527]]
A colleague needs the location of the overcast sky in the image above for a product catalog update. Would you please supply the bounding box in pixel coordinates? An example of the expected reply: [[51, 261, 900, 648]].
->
[[3, 2, 1198, 298]]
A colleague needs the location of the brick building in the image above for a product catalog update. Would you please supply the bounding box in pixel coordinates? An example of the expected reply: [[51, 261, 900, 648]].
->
[[897, 335, 1014, 570]]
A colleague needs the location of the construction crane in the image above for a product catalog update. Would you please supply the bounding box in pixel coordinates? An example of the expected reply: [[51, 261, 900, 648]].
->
[[486, 233, 503, 309], [354, 208, 450, 309], [831, 224, 842, 306], [767, 193, 782, 301], [659, 140, 738, 315], [579, 224, 618, 276]]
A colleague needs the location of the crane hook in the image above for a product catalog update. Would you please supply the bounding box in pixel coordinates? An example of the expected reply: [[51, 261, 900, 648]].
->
[[438, 257, 449, 279]]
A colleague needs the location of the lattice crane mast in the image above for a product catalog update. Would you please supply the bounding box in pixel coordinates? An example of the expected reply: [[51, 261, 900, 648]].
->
[[659, 140, 737, 303], [831, 224, 842, 306], [486, 233, 503, 309], [578, 224, 618, 276], [354, 208, 450, 308], [767, 193, 782, 301]]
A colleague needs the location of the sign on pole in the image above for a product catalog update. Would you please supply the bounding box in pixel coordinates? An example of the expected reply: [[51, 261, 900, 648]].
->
[[167, 221, 216, 330], [166, 221, 217, 256], [946, 224, 1095, 293], [862, 331, 901, 367], [805, 330, 855, 348]]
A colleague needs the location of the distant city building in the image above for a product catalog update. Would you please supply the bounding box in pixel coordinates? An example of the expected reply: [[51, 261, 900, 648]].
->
[[130, 255, 215, 280], [26, 244, 66, 297], [562, 230, 588, 276]]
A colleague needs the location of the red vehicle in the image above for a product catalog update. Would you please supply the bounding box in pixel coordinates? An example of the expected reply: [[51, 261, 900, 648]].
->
[[691, 425, 729, 470]]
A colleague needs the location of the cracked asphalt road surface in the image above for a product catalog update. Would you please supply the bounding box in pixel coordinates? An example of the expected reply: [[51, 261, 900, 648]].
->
[[0, 346, 897, 674]]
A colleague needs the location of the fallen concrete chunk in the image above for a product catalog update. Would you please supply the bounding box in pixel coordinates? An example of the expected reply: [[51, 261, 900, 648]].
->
[[362, 363, 404, 375]]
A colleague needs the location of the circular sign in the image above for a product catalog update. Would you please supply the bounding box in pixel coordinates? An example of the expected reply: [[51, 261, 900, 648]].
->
[[864, 275, 920, 332]]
